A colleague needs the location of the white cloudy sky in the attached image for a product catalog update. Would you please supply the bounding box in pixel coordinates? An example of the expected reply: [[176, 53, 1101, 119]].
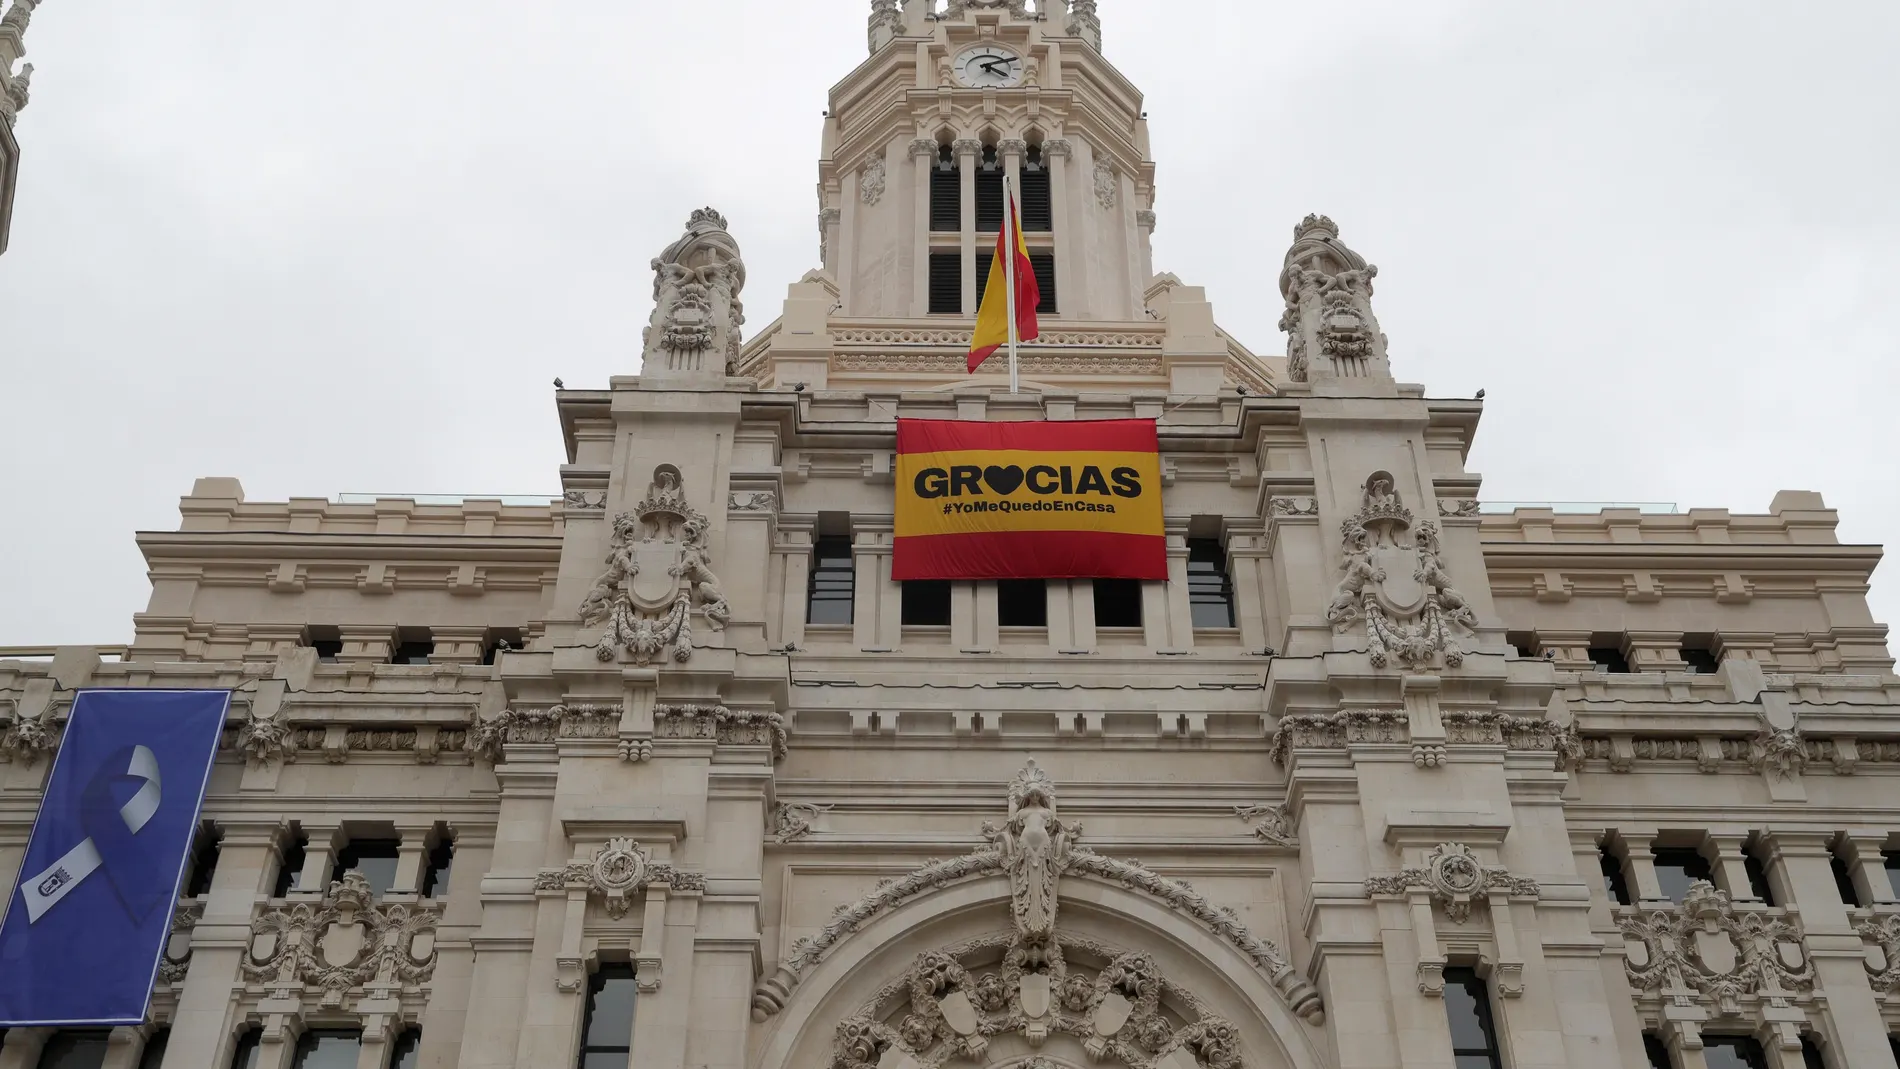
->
[[0, 1, 1895, 645]]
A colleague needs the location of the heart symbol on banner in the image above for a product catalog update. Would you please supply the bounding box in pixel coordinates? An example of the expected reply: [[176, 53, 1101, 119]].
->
[[983, 465, 1025, 496]]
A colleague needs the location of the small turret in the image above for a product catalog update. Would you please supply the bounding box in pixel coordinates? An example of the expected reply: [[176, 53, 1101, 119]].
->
[[0, 0, 40, 127]]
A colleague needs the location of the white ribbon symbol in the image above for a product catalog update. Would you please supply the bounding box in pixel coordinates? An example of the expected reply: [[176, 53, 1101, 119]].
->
[[21, 745, 162, 924]]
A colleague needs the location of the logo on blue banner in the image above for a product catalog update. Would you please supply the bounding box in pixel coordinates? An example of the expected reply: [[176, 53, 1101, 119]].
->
[[0, 689, 228, 1026]]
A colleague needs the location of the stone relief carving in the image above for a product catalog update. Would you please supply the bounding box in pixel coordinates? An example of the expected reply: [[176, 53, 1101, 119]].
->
[[867, 0, 903, 51], [1267, 497, 1318, 518], [1092, 159, 1117, 209], [158, 900, 205, 985], [577, 466, 730, 665], [1069, 0, 1102, 48], [654, 702, 788, 762], [237, 704, 294, 766], [562, 489, 607, 511], [729, 490, 779, 513], [0, 700, 59, 764], [535, 838, 705, 919], [241, 872, 441, 1007], [775, 801, 833, 842], [1620, 881, 1814, 1040], [1271, 708, 1563, 768], [1855, 912, 1900, 993], [1437, 498, 1481, 518], [1750, 707, 1806, 780], [1277, 214, 1386, 382], [468, 703, 619, 762], [1136, 209, 1157, 232], [1363, 843, 1538, 924], [1325, 473, 1478, 669], [752, 761, 1323, 1026], [1232, 804, 1296, 848], [643, 208, 746, 376]]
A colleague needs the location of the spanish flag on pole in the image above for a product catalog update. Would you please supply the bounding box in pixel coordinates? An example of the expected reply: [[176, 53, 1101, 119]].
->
[[967, 176, 1040, 381]]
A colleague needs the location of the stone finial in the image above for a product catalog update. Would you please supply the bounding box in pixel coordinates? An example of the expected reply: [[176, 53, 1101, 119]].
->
[[641, 208, 747, 383], [1277, 214, 1388, 382], [868, 0, 903, 53], [1068, 0, 1101, 50], [0, 0, 39, 127]]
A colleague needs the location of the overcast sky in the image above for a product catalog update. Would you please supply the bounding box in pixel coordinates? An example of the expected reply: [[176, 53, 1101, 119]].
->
[[0, 1, 1895, 646]]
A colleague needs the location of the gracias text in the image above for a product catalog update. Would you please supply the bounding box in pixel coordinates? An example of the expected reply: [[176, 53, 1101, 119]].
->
[[911, 464, 1144, 499]]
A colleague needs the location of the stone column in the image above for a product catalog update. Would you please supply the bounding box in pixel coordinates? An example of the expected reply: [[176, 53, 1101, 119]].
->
[[297, 823, 343, 893], [1706, 832, 1761, 902], [389, 822, 433, 896], [1044, 139, 1072, 319], [99, 1027, 149, 1069], [0, 1030, 50, 1069], [777, 525, 813, 650], [1626, 631, 1687, 673], [1841, 832, 1896, 905], [954, 139, 981, 316], [455, 755, 558, 1069], [415, 823, 489, 1069], [1000, 138, 1025, 229], [163, 820, 283, 1069], [852, 525, 897, 652], [911, 139, 936, 316], [1226, 528, 1270, 651], [1759, 831, 1893, 1068]]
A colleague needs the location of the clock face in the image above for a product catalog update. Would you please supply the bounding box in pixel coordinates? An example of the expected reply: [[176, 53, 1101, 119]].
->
[[953, 45, 1025, 88]]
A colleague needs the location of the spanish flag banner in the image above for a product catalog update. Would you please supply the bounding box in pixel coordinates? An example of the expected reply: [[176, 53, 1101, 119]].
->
[[893, 419, 1166, 581], [967, 182, 1040, 374]]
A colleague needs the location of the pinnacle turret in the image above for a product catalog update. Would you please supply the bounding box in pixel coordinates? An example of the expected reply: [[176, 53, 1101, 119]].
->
[[0, 0, 41, 127]]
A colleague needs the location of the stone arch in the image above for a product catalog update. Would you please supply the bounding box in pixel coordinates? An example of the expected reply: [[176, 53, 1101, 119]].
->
[[749, 874, 1330, 1069]]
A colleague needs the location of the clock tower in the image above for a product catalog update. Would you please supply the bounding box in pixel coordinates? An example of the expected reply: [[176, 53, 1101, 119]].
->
[[740, 0, 1276, 396]]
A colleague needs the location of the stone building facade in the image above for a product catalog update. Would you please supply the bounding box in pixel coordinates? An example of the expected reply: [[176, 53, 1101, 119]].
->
[[2, 3, 1897, 1069], [0, 0, 40, 257]]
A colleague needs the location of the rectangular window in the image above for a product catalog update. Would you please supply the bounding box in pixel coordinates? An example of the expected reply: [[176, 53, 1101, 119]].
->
[[391, 629, 433, 665], [137, 1030, 170, 1069], [1093, 579, 1142, 629], [1186, 539, 1236, 628], [1834, 851, 1863, 906], [184, 822, 222, 898], [290, 1030, 361, 1069], [1599, 843, 1633, 906], [975, 163, 1004, 232], [929, 149, 960, 232], [928, 253, 962, 314], [997, 580, 1047, 628], [1020, 157, 1053, 232], [1588, 644, 1631, 674], [331, 838, 402, 898], [274, 830, 308, 897], [304, 625, 343, 663], [1884, 849, 1900, 900], [36, 1031, 111, 1069], [1799, 1035, 1828, 1069], [1701, 1035, 1769, 1069], [421, 833, 454, 899], [807, 536, 856, 626], [579, 964, 638, 1068], [1441, 967, 1503, 1068], [1029, 251, 1057, 314], [1652, 847, 1714, 903], [229, 1029, 262, 1069], [388, 1029, 421, 1069], [974, 250, 992, 306], [1680, 639, 1720, 673], [1742, 845, 1777, 905], [1642, 1032, 1672, 1069], [482, 629, 525, 665], [901, 581, 952, 627]]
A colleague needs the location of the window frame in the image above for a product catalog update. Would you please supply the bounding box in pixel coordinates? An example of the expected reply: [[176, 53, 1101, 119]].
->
[[577, 963, 639, 1066], [1185, 538, 1236, 629], [1440, 966, 1504, 1068], [806, 536, 857, 626]]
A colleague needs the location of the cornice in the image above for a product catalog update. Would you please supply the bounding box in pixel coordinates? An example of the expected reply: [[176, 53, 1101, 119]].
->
[[136, 532, 563, 564], [1480, 542, 1882, 574]]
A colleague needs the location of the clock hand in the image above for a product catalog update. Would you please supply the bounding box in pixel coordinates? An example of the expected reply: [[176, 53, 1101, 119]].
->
[[979, 59, 1008, 75]]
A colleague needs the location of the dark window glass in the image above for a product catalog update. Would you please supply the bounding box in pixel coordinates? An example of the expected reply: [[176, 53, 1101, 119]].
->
[[1652, 847, 1713, 902], [1890, 1036, 1900, 1066], [1093, 579, 1142, 628], [391, 634, 433, 665], [1642, 1032, 1672, 1069], [929, 146, 959, 232], [388, 1029, 421, 1069], [1441, 968, 1502, 1068], [928, 253, 962, 314], [1702, 1035, 1769, 1069], [1588, 645, 1631, 673], [1884, 850, 1900, 900], [1681, 645, 1720, 673], [36, 1031, 110, 1069], [807, 537, 856, 626], [481, 631, 524, 665], [304, 625, 343, 663], [975, 146, 1004, 232], [1029, 251, 1056, 314], [1020, 148, 1053, 232], [1799, 1035, 1827, 1069], [229, 1030, 262, 1069], [332, 839, 402, 897], [185, 825, 222, 898], [1743, 848, 1776, 905], [421, 835, 454, 899], [997, 580, 1047, 628], [136, 1030, 169, 1069], [901, 581, 952, 627], [290, 1030, 361, 1069], [1599, 844, 1633, 906], [1186, 539, 1235, 628], [274, 832, 308, 897], [578, 964, 638, 1067], [1834, 853, 1863, 906]]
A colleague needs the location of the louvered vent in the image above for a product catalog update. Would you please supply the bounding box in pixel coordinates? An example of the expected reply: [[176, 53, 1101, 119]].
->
[[929, 147, 960, 232], [1030, 251, 1057, 314], [928, 253, 962, 315]]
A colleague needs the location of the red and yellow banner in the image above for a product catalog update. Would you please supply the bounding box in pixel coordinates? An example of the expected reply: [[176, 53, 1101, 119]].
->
[[893, 419, 1166, 581]]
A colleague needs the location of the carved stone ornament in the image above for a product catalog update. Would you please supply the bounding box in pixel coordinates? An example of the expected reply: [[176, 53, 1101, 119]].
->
[[1437, 498, 1481, 518], [1233, 804, 1296, 848], [1855, 912, 1900, 993], [1325, 472, 1478, 669], [752, 760, 1323, 1026], [1267, 497, 1318, 518], [1092, 159, 1118, 209], [867, 0, 903, 52], [1620, 881, 1814, 1026], [467, 703, 619, 762], [1068, 0, 1102, 49], [1750, 707, 1807, 780], [776, 801, 833, 842], [562, 489, 607, 511], [577, 465, 730, 665], [729, 490, 779, 513], [1271, 708, 1562, 768], [241, 872, 441, 1007], [861, 155, 888, 205], [1277, 214, 1387, 382], [655, 702, 788, 762], [0, 700, 60, 764], [535, 838, 705, 920], [158, 900, 205, 985], [1364, 843, 1538, 924], [642, 207, 746, 377], [237, 705, 294, 767], [0, 0, 36, 126]]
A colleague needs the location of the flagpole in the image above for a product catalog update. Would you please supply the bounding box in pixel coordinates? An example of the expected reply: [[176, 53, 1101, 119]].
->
[[1004, 173, 1019, 395]]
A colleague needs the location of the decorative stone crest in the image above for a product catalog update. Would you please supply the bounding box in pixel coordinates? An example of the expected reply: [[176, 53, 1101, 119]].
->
[[0, 701, 59, 764], [642, 208, 746, 378], [1364, 843, 1538, 924], [860, 154, 888, 205], [1750, 707, 1806, 780], [1093, 158, 1117, 209], [158, 900, 205, 985], [752, 761, 1323, 1026], [1620, 880, 1814, 1034], [237, 705, 294, 767], [241, 872, 441, 1007], [1437, 498, 1481, 518], [1855, 912, 1900, 993], [1277, 214, 1387, 382], [1233, 803, 1296, 848], [1325, 473, 1478, 669], [535, 839, 705, 920], [578, 466, 730, 665]]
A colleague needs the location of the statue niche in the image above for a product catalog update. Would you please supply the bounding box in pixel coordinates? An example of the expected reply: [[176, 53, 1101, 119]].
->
[[1276, 214, 1387, 382], [577, 465, 730, 665], [1325, 472, 1478, 669], [643, 207, 746, 380]]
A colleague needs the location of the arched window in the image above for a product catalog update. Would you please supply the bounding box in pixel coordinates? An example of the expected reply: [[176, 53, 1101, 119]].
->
[[1020, 144, 1052, 232], [929, 144, 959, 232]]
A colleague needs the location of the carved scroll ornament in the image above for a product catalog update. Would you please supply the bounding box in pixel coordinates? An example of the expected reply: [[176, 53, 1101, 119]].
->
[[1620, 881, 1813, 1020], [241, 872, 441, 1007]]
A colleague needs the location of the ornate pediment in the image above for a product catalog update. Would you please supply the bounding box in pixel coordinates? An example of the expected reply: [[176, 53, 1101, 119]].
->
[[241, 872, 440, 1007], [1620, 880, 1814, 1049]]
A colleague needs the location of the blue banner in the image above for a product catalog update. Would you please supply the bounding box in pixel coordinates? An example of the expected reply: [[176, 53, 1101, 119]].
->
[[0, 689, 228, 1026]]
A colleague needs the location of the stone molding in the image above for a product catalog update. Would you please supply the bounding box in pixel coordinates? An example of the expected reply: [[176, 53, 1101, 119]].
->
[[1232, 804, 1295, 848], [468, 703, 618, 762], [241, 872, 441, 1007], [533, 837, 705, 919], [654, 702, 788, 762], [1619, 880, 1814, 1050], [1270, 709, 1562, 768]]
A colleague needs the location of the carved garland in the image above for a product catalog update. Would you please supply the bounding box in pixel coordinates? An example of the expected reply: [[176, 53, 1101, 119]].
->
[[1620, 880, 1813, 1021], [533, 837, 705, 920], [1324, 473, 1477, 669], [468, 703, 620, 762], [577, 465, 731, 665], [241, 873, 441, 1007], [1363, 843, 1538, 924], [655, 702, 788, 762]]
